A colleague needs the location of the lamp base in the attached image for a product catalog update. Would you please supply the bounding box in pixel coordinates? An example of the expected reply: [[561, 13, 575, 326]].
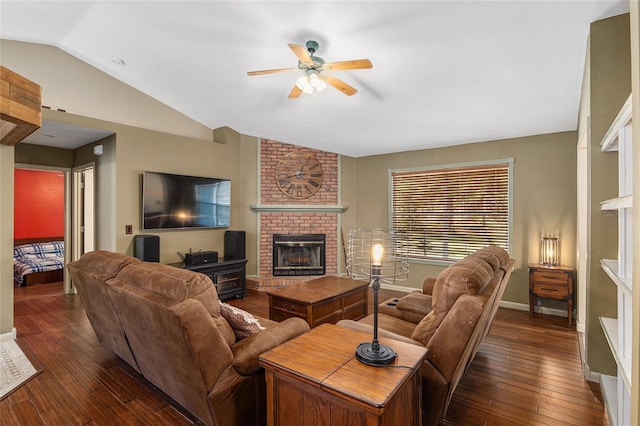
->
[[355, 342, 397, 366]]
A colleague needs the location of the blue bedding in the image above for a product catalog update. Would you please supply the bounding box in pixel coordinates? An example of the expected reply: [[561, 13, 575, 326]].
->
[[13, 241, 64, 286]]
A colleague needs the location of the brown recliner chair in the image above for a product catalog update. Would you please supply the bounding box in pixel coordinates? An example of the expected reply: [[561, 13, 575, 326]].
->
[[338, 245, 515, 426], [66, 250, 141, 371], [68, 251, 310, 426]]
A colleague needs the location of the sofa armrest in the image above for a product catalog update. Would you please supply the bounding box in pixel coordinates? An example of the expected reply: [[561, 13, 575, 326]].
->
[[231, 317, 310, 375], [422, 277, 437, 295]]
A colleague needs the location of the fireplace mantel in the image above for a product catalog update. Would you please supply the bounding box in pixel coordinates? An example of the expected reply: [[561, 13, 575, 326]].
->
[[251, 204, 348, 213]]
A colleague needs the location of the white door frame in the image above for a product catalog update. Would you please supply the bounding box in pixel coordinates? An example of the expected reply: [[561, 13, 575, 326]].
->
[[576, 123, 590, 334], [72, 163, 96, 264]]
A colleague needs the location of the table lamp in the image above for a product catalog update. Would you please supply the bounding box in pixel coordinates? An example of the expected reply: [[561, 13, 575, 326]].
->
[[346, 228, 409, 366]]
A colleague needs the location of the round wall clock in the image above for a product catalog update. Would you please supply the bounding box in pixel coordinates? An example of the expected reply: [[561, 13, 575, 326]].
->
[[275, 152, 324, 199]]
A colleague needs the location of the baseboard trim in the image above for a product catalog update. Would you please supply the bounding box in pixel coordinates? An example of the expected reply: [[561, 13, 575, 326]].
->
[[498, 300, 568, 318], [0, 327, 17, 342], [584, 362, 601, 383]]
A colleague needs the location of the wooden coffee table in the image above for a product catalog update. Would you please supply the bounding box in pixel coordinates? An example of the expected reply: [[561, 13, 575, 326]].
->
[[259, 323, 428, 426], [267, 276, 369, 328]]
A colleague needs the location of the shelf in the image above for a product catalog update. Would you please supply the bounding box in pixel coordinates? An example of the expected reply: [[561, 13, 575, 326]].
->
[[599, 374, 618, 426], [600, 259, 633, 295], [599, 317, 631, 393], [600, 94, 632, 152], [600, 195, 633, 210], [251, 204, 348, 213]]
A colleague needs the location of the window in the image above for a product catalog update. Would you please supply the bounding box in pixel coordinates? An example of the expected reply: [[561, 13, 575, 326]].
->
[[390, 159, 512, 262]]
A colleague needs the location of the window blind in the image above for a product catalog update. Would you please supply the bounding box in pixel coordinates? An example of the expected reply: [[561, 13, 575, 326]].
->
[[391, 163, 510, 261]]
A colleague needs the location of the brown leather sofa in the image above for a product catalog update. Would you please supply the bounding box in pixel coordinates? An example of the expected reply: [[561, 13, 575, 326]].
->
[[337, 245, 515, 426], [67, 251, 310, 426]]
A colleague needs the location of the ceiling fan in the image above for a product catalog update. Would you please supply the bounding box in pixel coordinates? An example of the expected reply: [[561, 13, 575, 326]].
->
[[247, 40, 372, 98]]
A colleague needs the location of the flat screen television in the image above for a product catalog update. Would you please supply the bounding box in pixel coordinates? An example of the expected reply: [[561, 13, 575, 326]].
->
[[142, 171, 231, 230]]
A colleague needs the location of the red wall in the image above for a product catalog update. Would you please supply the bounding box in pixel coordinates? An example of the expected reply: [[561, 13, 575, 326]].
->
[[14, 169, 65, 239]]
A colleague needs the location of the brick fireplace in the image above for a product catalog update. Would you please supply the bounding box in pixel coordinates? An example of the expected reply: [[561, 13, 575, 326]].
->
[[249, 139, 341, 289]]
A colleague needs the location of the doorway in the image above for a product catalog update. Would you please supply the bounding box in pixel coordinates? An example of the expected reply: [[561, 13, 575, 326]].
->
[[13, 164, 71, 293]]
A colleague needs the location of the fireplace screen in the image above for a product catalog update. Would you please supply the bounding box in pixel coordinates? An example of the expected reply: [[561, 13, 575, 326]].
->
[[273, 234, 326, 276]]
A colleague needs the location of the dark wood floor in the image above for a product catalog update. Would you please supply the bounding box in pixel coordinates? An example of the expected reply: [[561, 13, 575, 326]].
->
[[2, 282, 606, 425]]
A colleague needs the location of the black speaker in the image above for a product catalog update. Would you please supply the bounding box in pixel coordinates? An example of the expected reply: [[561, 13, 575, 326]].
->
[[224, 230, 245, 260], [134, 234, 160, 262], [185, 251, 218, 266]]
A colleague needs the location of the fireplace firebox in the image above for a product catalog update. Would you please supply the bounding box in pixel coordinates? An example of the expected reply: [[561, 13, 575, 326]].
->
[[273, 234, 326, 276]]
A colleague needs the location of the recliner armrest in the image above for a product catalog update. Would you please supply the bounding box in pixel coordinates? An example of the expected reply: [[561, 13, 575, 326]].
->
[[423, 277, 437, 295], [231, 317, 310, 375], [396, 292, 432, 317]]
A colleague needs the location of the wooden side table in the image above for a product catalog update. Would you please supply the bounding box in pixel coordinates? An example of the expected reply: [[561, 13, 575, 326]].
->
[[528, 263, 575, 325], [259, 323, 428, 426]]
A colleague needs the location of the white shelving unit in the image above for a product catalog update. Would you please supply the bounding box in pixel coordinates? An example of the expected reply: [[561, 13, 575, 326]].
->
[[599, 94, 633, 426]]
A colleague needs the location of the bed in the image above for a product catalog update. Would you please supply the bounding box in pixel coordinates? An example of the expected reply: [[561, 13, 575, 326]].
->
[[13, 237, 65, 286]]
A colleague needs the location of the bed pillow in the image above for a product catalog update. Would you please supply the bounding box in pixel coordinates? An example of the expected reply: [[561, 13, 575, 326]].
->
[[219, 302, 265, 339]]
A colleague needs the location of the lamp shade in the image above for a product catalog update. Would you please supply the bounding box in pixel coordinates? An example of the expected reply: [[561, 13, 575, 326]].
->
[[541, 236, 558, 266], [346, 228, 409, 285]]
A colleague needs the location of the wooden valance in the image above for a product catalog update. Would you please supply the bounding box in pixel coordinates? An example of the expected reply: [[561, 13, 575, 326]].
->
[[1, 66, 42, 146]]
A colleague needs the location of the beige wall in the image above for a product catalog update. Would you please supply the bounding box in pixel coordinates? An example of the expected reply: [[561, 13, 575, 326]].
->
[[352, 132, 578, 302], [585, 13, 632, 377], [0, 145, 15, 338], [114, 121, 253, 263], [15, 143, 74, 168]]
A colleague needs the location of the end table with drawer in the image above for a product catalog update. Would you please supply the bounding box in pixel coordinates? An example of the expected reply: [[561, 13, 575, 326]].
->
[[528, 263, 575, 325], [259, 323, 428, 426]]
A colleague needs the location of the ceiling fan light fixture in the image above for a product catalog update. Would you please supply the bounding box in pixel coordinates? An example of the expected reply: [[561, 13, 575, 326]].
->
[[248, 40, 371, 98], [295, 76, 313, 94]]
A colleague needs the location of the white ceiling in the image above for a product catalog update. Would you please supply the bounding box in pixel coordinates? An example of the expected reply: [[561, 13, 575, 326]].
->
[[23, 120, 114, 149], [0, 1, 630, 157]]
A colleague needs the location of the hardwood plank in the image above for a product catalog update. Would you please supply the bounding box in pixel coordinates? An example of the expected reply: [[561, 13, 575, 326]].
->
[[2, 281, 606, 425]]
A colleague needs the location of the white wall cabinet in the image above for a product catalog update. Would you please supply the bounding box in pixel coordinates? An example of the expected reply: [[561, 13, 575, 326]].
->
[[599, 94, 633, 426]]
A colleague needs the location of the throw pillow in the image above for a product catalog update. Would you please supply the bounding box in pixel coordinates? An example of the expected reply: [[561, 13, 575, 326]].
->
[[219, 302, 265, 339]]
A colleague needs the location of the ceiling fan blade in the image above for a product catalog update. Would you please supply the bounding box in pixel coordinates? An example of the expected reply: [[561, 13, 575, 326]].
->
[[288, 84, 302, 99], [288, 43, 314, 65], [247, 68, 300, 76], [322, 59, 373, 71], [322, 75, 357, 96]]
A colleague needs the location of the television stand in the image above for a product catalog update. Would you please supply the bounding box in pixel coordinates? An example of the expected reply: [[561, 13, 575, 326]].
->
[[170, 258, 248, 301]]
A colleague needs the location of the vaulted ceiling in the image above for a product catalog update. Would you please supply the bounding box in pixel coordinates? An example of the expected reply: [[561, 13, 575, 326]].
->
[[0, 1, 630, 157]]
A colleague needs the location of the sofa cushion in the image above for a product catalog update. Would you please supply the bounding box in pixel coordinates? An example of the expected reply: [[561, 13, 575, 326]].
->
[[434, 257, 494, 306], [475, 245, 510, 269], [410, 257, 494, 345], [220, 302, 265, 339], [72, 250, 140, 277], [464, 249, 500, 272], [115, 262, 236, 346]]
